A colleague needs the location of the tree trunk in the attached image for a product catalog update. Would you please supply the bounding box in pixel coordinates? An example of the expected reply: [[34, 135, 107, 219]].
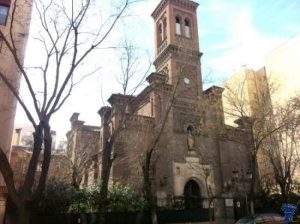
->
[[279, 183, 288, 203], [72, 166, 80, 190], [150, 208, 158, 224], [208, 200, 213, 224], [98, 141, 114, 224], [33, 122, 52, 202], [142, 151, 157, 224], [249, 151, 256, 216], [17, 206, 30, 224]]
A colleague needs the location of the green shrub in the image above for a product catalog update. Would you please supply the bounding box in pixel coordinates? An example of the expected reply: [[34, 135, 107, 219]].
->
[[68, 187, 96, 213], [255, 191, 300, 213], [107, 184, 148, 212], [35, 181, 147, 214], [34, 179, 77, 214]]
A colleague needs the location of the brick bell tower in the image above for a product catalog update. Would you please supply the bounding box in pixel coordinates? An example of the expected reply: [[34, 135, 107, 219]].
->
[[152, 0, 203, 99]]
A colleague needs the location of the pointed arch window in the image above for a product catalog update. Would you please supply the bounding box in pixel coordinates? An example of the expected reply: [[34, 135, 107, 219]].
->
[[175, 16, 181, 35], [184, 18, 191, 38], [157, 22, 163, 44], [162, 17, 167, 40]]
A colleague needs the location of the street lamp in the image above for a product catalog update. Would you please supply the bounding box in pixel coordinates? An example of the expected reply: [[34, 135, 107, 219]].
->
[[231, 168, 252, 216]]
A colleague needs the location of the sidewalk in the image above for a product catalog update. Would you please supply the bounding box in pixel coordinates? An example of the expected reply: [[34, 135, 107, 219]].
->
[[168, 221, 235, 224]]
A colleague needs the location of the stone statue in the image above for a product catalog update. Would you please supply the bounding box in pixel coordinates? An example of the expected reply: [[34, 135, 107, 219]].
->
[[187, 126, 195, 150]]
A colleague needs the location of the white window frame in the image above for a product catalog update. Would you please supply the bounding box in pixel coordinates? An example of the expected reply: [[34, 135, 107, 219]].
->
[[175, 16, 181, 35], [184, 18, 191, 38]]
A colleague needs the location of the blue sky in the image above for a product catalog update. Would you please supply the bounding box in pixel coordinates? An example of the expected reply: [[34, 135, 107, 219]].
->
[[199, 0, 300, 82], [114, 0, 300, 84], [15, 0, 300, 141]]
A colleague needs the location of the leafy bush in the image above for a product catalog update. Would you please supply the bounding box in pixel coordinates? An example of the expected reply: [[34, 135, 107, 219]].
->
[[107, 184, 148, 212], [34, 181, 147, 215], [68, 187, 97, 213], [255, 191, 300, 213], [34, 179, 77, 214]]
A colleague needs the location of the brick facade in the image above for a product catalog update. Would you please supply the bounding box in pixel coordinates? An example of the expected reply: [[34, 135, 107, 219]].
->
[[66, 113, 101, 187], [10, 145, 71, 189], [0, 0, 32, 221], [94, 0, 253, 221]]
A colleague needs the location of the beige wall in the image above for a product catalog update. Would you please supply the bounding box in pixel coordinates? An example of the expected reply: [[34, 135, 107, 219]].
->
[[265, 35, 300, 106], [224, 35, 300, 188], [0, 0, 32, 189], [222, 68, 254, 127], [223, 35, 300, 124], [264, 35, 300, 183]]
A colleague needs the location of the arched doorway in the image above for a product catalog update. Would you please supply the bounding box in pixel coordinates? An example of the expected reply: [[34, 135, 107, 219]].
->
[[184, 179, 202, 209]]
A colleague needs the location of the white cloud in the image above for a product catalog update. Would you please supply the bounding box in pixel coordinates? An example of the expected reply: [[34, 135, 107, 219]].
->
[[205, 5, 285, 80]]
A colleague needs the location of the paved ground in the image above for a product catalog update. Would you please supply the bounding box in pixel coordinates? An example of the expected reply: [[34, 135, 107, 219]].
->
[[168, 220, 235, 224]]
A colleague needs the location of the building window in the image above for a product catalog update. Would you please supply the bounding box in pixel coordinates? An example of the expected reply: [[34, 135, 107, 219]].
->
[[162, 17, 167, 40], [0, 37, 3, 52], [157, 22, 163, 44], [0, 5, 9, 26], [175, 16, 181, 35], [184, 18, 191, 38]]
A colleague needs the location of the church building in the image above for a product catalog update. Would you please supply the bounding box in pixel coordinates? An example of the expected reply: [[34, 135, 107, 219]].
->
[[96, 0, 253, 221]]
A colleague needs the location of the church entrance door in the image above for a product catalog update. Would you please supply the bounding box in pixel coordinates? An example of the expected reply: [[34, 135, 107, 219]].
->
[[184, 180, 202, 210]]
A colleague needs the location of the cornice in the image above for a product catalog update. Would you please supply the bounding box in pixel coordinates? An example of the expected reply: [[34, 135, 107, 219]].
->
[[108, 94, 136, 106], [154, 44, 202, 67], [152, 0, 199, 19], [154, 44, 176, 67]]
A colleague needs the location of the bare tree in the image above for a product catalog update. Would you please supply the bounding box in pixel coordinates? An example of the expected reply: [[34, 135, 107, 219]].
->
[[138, 69, 184, 224], [96, 37, 152, 223], [223, 72, 298, 214], [266, 97, 300, 201], [117, 38, 152, 95], [66, 140, 100, 189], [0, 0, 131, 223]]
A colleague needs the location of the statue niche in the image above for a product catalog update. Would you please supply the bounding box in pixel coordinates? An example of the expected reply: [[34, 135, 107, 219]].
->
[[187, 125, 195, 151]]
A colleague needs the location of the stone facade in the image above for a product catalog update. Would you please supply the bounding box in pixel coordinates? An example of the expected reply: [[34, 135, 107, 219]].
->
[[10, 144, 71, 189], [66, 113, 101, 187], [0, 0, 32, 221], [95, 0, 253, 221]]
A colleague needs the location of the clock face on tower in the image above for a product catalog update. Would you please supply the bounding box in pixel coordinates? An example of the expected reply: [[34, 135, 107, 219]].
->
[[184, 77, 190, 85]]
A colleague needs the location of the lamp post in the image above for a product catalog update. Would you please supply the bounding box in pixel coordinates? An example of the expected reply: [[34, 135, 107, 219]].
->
[[231, 169, 252, 216]]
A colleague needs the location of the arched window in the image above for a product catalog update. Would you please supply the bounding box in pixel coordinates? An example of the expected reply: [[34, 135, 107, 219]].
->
[[175, 16, 181, 35], [187, 125, 194, 133], [184, 18, 191, 38], [157, 23, 163, 44], [162, 17, 167, 40]]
